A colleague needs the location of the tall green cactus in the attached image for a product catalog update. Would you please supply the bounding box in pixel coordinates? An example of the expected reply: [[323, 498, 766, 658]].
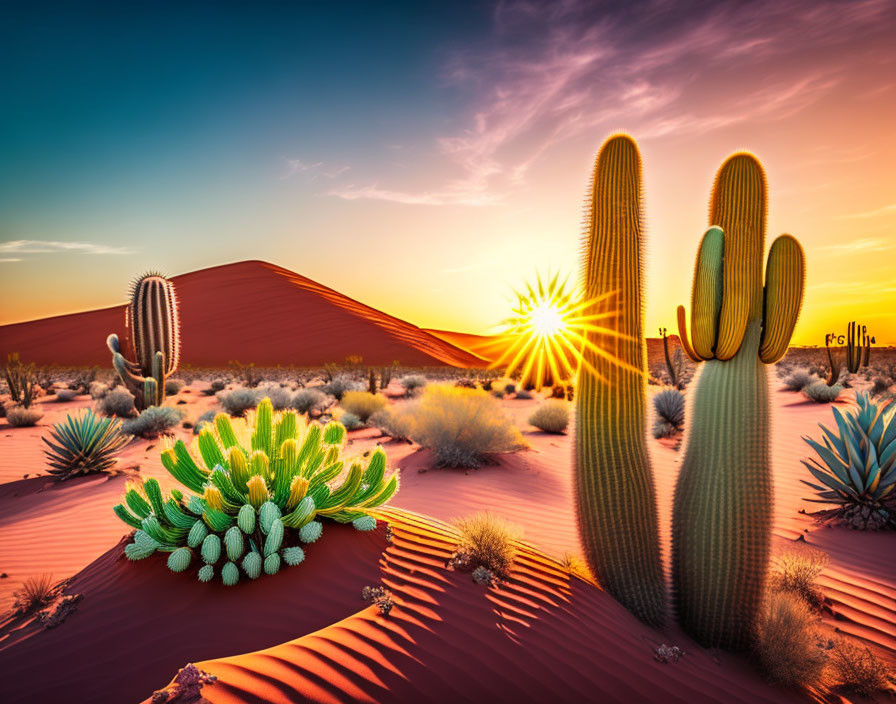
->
[[674, 153, 805, 649], [574, 134, 665, 626], [107, 272, 180, 410]]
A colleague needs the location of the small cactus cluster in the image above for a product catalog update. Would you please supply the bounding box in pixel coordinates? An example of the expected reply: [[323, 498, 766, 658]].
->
[[824, 321, 875, 386], [107, 273, 180, 411], [113, 397, 399, 585]]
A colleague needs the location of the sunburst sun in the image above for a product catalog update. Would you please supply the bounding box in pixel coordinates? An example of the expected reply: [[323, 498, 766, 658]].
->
[[489, 273, 629, 391]]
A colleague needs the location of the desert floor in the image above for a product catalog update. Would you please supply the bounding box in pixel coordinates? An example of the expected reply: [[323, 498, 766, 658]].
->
[[0, 379, 893, 703]]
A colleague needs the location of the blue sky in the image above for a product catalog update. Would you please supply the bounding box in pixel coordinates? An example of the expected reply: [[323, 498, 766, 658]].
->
[[2, 1, 895, 343]]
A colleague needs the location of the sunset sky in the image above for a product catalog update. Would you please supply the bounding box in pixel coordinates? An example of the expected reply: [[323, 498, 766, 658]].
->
[[2, 0, 895, 344]]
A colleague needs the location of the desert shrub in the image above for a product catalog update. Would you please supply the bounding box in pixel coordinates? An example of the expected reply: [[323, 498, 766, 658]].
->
[[803, 381, 843, 403], [113, 398, 399, 585], [55, 389, 79, 402], [193, 409, 217, 435], [503, 382, 516, 395], [783, 370, 816, 392], [361, 585, 395, 616], [450, 512, 521, 581], [218, 387, 262, 416], [654, 387, 685, 429], [3, 353, 37, 408], [407, 385, 527, 467], [89, 381, 110, 399], [341, 391, 388, 422], [652, 418, 679, 439], [12, 574, 58, 615], [828, 640, 892, 696], [514, 389, 533, 400], [202, 379, 227, 396], [455, 378, 477, 389], [870, 375, 893, 397], [291, 387, 331, 415], [322, 374, 363, 400], [6, 405, 43, 427], [43, 409, 130, 480], [165, 378, 185, 395], [99, 388, 137, 418], [802, 392, 896, 530], [339, 411, 364, 430], [71, 367, 98, 394], [121, 406, 184, 438], [257, 382, 292, 411], [528, 400, 569, 434], [368, 407, 414, 441], [399, 374, 427, 396], [229, 360, 261, 387], [770, 548, 829, 609], [754, 591, 828, 688]]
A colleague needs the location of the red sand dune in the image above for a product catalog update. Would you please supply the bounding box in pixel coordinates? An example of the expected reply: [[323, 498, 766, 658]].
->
[[0, 261, 487, 368], [1, 382, 894, 703]]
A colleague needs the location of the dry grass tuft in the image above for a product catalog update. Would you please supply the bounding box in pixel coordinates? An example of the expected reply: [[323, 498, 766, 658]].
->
[[770, 547, 830, 609], [828, 639, 893, 696], [528, 399, 569, 434], [340, 391, 388, 422], [12, 574, 58, 615], [408, 385, 527, 467], [754, 591, 828, 689], [451, 512, 522, 580]]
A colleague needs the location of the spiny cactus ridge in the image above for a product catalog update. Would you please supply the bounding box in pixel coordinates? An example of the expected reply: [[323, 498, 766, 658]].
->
[[574, 134, 666, 626]]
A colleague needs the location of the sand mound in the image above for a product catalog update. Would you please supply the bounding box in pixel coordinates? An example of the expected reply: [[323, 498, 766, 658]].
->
[[0, 261, 486, 368]]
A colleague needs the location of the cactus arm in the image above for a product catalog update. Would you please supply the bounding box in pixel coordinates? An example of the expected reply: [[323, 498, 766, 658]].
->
[[825, 334, 843, 386], [676, 305, 704, 363], [574, 134, 666, 626], [690, 226, 725, 360], [758, 234, 805, 364], [710, 155, 767, 360]]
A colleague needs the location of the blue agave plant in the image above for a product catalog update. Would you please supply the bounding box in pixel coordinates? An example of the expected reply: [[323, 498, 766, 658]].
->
[[802, 392, 896, 530]]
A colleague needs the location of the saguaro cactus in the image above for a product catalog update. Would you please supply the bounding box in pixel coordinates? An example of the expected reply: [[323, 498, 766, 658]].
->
[[674, 154, 805, 649], [824, 321, 874, 386], [107, 272, 180, 410], [574, 134, 665, 626]]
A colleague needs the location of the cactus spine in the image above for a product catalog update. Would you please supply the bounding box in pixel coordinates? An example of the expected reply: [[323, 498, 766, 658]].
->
[[573, 134, 665, 626], [107, 272, 180, 410], [673, 154, 805, 649]]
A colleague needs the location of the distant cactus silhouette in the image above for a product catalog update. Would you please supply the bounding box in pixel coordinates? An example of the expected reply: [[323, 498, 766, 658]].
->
[[107, 272, 180, 410], [574, 134, 665, 626], [824, 321, 874, 386], [673, 153, 805, 649]]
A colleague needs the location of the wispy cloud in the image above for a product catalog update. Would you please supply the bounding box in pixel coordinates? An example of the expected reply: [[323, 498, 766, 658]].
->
[[820, 237, 894, 254], [835, 203, 896, 219], [329, 0, 892, 206], [281, 157, 349, 181], [0, 240, 133, 256], [0, 258, 23, 263]]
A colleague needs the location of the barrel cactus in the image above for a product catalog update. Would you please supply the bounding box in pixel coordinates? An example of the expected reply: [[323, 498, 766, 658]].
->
[[113, 397, 399, 585], [673, 153, 805, 649], [574, 134, 666, 626], [107, 272, 180, 411]]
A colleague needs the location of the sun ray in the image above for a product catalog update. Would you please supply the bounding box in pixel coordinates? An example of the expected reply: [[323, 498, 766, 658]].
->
[[490, 273, 639, 390]]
